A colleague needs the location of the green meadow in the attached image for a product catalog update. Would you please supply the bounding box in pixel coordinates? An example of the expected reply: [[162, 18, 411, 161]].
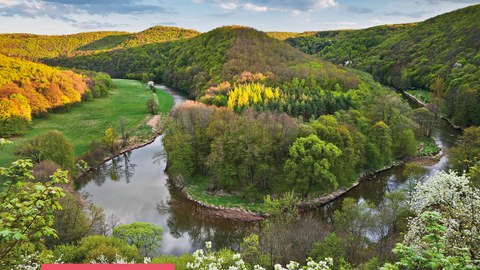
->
[[0, 79, 173, 166]]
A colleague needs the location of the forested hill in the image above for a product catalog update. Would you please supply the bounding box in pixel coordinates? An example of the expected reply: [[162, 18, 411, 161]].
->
[[0, 26, 199, 61], [0, 54, 111, 136], [287, 4, 480, 127], [49, 26, 359, 97]]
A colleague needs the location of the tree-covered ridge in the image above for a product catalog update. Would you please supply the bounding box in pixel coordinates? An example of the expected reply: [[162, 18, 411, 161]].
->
[[287, 4, 480, 127], [49, 26, 360, 97], [0, 54, 112, 136], [266, 31, 316, 41], [120, 26, 199, 48], [0, 26, 200, 61], [0, 31, 128, 60]]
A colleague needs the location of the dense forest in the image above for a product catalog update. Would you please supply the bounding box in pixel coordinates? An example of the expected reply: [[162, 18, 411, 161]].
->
[[0, 26, 199, 61], [48, 26, 360, 98], [41, 25, 425, 200], [0, 54, 112, 136], [164, 71, 418, 200], [287, 4, 480, 127], [1, 4, 480, 269]]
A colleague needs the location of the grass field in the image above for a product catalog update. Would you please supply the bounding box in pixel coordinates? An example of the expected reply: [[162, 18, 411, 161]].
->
[[406, 89, 430, 104], [185, 175, 265, 213], [0, 79, 173, 166]]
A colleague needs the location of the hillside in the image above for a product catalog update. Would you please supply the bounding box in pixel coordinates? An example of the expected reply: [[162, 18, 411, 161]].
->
[[0, 54, 111, 136], [49, 26, 359, 97], [266, 31, 317, 40], [0, 26, 200, 61], [287, 4, 480, 127]]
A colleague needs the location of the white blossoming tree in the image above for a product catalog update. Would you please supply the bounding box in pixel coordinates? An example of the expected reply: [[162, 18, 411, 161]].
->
[[382, 171, 480, 269], [186, 241, 333, 270]]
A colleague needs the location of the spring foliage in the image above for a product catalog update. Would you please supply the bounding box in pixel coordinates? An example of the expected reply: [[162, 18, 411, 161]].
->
[[0, 54, 112, 136], [287, 4, 480, 127]]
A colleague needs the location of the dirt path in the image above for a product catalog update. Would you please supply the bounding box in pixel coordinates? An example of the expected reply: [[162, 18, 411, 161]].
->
[[147, 115, 162, 133]]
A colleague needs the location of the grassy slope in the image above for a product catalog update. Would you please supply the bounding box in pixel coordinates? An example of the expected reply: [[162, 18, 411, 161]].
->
[[0, 79, 173, 166]]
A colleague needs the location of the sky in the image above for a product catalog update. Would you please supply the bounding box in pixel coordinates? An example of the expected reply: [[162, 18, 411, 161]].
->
[[0, 0, 478, 34]]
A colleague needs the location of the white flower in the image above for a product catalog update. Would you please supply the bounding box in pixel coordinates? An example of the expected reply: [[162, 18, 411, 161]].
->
[[206, 241, 212, 249]]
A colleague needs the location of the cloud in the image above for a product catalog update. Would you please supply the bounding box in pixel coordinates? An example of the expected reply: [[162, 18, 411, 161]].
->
[[417, 0, 479, 3], [219, 2, 238, 10], [244, 3, 268, 12], [346, 5, 374, 14], [206, 12, 235, 17], [0, 0, 76, 22], [248, 0, 337, 11], [200, 0, 337, 12], [0, 0, 173, 19], [73, 20, 125, 29], [384, 10, 428, 18]]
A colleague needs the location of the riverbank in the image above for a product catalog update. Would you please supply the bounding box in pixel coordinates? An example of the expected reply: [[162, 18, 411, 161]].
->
[[401, 90, 462, 130], [0, 79, 173, 167], [172, 161, 410, 221]]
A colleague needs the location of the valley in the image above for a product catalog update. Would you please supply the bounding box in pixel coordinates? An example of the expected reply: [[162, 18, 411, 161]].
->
[[1, 3, 479, 269]]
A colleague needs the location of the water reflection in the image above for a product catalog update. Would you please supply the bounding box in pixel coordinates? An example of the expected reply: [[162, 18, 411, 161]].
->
[[78, 85, 254, 256], [77, 85, 461, 258]]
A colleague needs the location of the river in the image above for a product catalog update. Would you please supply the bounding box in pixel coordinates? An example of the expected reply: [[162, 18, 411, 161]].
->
[[77, 84, 461, 256]]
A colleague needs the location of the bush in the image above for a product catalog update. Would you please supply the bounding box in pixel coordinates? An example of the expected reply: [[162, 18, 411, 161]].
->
[[53, 235, 141, 263]]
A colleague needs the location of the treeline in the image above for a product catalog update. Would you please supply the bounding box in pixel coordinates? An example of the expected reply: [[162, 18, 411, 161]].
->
[[266, 31, 317, 41], [165, 76, 417, 199], [287, 4, 480, 127], [201, 74, 353, 120], [0, 54, 112, 136], [48, 26, 360, 98], [0, 26, 199, 60]]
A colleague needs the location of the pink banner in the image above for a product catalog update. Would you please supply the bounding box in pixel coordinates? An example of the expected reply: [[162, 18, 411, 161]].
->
[[42, 264, 175, 270]]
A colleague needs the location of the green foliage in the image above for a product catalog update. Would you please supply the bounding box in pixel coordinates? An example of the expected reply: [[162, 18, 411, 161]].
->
[[0, 26, 199, 61], [381, 212, 475, 270], [0, 159, 68, 268], [240, 234, 270, 268], [287, 5, 480, 127], [46, 188, 103, 248], [309, 233, 352, 270], [0, 54, 101, 136], [15, 130, 75, 170], [266, 31, 317, 41], [151, 253, 195, 270], [284, 134, 342, 197], [416, 137, 440, 157], [49, 26, 359, 97], [102, 128, 117, 154], [146, 94, 159, 114], [53, 235, 141, 263], [262, 191, 299, 223], [406, 89, 430, 103], [113, 222, 163, 257], [333, 198, 376, 265], [449, 126, 480, 184], [165, 102, 299, 198], [0, 79, 173, 167]]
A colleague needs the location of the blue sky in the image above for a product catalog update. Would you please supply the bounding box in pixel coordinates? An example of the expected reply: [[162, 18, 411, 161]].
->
[[0, 0, 478, 34]]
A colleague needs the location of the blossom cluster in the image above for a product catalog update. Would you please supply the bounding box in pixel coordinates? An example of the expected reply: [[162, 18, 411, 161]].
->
[[186, 241, 333, 270]]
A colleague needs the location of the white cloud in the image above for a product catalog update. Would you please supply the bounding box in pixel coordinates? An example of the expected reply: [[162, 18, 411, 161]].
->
[[219, 2, 238, 10], [244, 3, 268, 12], [312, 0, 338, 10]]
